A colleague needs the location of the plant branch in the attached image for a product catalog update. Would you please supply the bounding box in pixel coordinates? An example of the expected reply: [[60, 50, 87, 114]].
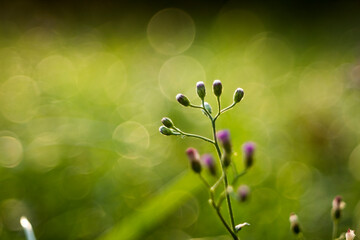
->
[[211, 119, 236, 234], [173, 127, 214, 144]]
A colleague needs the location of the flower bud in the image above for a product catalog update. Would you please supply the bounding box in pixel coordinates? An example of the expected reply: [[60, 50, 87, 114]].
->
[[243, 142, 255, 169], [346, 229, 356, 240], [176, 93, 190, 107], [331, 195, 346, 220], [213, 80, 222, 97], [202, 154, 216, 176], [222, 151, 231, 167], [233, 88, 244, 103], [204, 102, 212, 114], [289, 213, 301, 235], [237, 185, 250, 202], [161, 117, 174, 128], [196, 81, 206, 100], [159, 126, 175, 136], [186, 148, 201, 173], [217, 130, 232, 154]]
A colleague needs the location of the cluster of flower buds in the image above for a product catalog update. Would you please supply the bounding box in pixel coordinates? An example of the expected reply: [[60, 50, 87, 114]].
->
[[159, 80, 252, 238], [331, 195, 346, 220], [185, 148, 217, 176], [289, 213, 301, 235]]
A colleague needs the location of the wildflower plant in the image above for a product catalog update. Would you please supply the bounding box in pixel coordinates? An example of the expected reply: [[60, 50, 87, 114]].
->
[[159, 80, 254, 239]]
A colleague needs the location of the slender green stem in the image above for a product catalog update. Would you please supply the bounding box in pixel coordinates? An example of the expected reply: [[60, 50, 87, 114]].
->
[[214, 96, 221, 119], [214, 102, 236, 121], [211, 174, 224, 191], [332, 220, 338, 240], [211, 120, 236, 233], [212, 202, 239, 240], [198, 174, 211, 188], [232, 170, 247, 185], [199, 175, 238, 239], [173, 127, 214, 144]]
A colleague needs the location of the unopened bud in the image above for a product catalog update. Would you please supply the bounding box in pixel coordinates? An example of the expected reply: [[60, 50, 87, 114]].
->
[[213, 80, 222, 97], [202, 154, 216, 176], [176, 94, 190, 107], [243, 142, 255, 169], [159, 126, 175, 136], [186, 148, 202, 173], [204, 102, 212, 114], [331, 195, 346, 220], [196, 81, 206, 100], [346, 229, 356, 240], [237, 185, 250, 202], [217, 130, 232, 154], [289, 213, 301, 235], [222, 152, 231, 167], [234, 88, 244, 103], [161, 117, 174, 128]]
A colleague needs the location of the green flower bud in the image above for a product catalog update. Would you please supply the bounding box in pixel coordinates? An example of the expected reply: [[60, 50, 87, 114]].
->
[[176, 94, 190, 107], [234, 88, 244, 103], [159, 126, 174, 136], [196, 81, 206, 100], [204, 102, 212, 114], [161, 117, 174, 128], [213, 80, 222, 97]]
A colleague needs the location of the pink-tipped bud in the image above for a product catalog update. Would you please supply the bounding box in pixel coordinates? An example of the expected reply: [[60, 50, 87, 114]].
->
[[186, 148, 201, 173], [217, 130, 232, 154], [289, 213, 301, 235], [202, 154, 216, 176], [196, 81, 206, 100], [243, 142, 255, 169], [213, 80, 222, 97], [176, 93, 190, 107], [233, 88, 244, 103], [346, 229, 356, 240], [331, 195, 346, 220], [237, 185, 250, 202]]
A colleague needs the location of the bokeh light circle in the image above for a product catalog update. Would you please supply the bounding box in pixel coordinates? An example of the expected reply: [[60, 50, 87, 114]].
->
[[0, 136, 23, 168], [112, 121, 150, 159], [147, 8, 196, 55], [159, 55, 206, 100], [0, 75, 40, 123], [104, 61, 127, 102], [36, 55, 78, 98]]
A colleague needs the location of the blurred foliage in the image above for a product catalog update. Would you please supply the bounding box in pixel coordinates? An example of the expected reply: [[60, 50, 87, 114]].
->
[[0, 1, 360, 240]]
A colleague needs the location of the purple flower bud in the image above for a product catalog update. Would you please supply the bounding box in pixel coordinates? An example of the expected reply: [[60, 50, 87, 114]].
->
[[196, 81, 206, 100], [237, 185, 250, 202], [233, 88, 244, 103], [243, 142, 255, 169], [161, 117, 174, 128], [213, 80, 222, 97], [331, 195, 346, 220], [217, 130, 232, 154], [176, 93, 190, 107], [202, 154, 216, 176], [186, 148, 201, 173]]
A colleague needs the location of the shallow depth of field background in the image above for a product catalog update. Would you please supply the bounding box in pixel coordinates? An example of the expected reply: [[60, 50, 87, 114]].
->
[[0, 1, 360, 239]]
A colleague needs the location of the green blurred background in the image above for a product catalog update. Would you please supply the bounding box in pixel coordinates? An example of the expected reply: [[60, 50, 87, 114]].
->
[[0, 0, 360, 239]]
